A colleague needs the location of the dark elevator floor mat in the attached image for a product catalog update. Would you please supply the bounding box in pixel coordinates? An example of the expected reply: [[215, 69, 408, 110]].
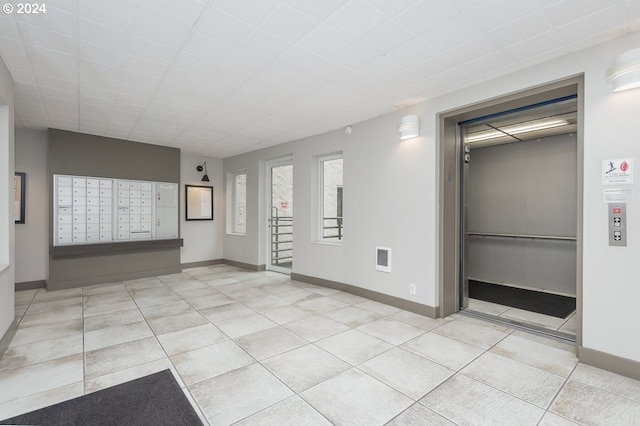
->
[[469, 280, 576, 319]]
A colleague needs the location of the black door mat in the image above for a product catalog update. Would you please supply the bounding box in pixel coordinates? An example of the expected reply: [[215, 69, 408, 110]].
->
[[469, 280, 576, 319], [0, 369, 204, 426]]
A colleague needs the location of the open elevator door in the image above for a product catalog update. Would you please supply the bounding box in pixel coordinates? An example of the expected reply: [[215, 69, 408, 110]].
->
[[458, 96, 578, 337]]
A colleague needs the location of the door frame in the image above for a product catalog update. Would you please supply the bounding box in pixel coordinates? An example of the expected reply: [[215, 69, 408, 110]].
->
[[265, 156, 294, 274], [437, 77, 584, 346]]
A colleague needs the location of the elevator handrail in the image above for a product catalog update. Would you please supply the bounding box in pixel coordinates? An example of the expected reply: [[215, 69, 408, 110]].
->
[[466, 231, 576, 241]]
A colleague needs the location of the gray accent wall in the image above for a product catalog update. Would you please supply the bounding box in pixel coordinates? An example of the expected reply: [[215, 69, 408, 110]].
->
[[47, 129, 181, 290], [466, 134, 577, 295]]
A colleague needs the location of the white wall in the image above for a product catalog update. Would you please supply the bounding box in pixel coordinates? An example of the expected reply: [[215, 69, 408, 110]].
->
[[0, 55, 15, 340], [224, 32, 640, 365], [180, 153, 224, 264], [14, 129, 47, 283]]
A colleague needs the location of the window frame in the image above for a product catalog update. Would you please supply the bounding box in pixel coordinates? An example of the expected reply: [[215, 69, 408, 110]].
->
[[226, 171, 247, 235], [318, 153, 343, 243]]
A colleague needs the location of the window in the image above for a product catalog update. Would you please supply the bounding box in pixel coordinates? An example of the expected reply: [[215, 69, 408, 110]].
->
[[320, 155, 343, 241], [227, 172, 247, 234]]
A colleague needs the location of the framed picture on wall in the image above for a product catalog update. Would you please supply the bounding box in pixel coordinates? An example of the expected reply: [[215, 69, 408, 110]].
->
[[185, 185, 213, 221], [15, 172, 25, 224]]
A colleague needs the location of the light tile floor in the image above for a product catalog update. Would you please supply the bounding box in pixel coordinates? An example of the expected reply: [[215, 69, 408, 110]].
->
[[467, 297, 578, 336], [1, 265, 639, 425]]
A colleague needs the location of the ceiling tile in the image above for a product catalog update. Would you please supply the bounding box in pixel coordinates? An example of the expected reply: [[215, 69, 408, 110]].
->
[[259, 3, 320, 42], [543, 0, 616, 28], [208, 0, 278, 26], [422, 15, 486, 53], [223, 46, 273, 74], [356, 55, 405, 80], [240, 29, 292, 57], [182, 31, 234, 64], [395, 0, 460, 34], [489, 11, 553, 47], [122, 56, 170, 79], [283, 0, 347, 20], [127, 36, 179, 64], [304, 59, 350, 82], [78, 18, 131, 53], [446, 34, 501, 62], [367, 0, 420, 17], [79, 40, 127, 69], [18, 22, 77, 56], [0, 15, 19, 39], [386, 37, 439, 67], [15, 6, 76, 37], [138, 0, 207, 27], [358, 20, 416, 54], [277, 45, 324, 70], [466, 0, 539, 31], [196, 6, 254, 45], [326, 0, 388, 39], [555, 5, 627, 45], [297, 23, 354, 57], [331, 42, 379, 69], [504, 31, 567, 62], [132, 10, 192, 48], [78, 0, 138, 33]]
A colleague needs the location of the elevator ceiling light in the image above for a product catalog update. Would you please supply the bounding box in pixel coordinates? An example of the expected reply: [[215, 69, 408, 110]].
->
[[398, 115, 420, 140], [606, 48, 640, 92], [466, 118, 569, 143]]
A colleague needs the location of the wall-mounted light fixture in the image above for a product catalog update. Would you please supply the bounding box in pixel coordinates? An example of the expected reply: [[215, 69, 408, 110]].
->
[[398, 115, 420, 140], [606, 48, 640, 92], [196, 162, 210, 182]]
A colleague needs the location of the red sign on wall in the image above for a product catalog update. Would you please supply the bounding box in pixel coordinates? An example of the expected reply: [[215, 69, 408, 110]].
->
[[281, 201, 288, 209]]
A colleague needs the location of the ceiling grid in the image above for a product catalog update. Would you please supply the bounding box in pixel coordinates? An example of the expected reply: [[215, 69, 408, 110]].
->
[[0, 0, 637, 157]]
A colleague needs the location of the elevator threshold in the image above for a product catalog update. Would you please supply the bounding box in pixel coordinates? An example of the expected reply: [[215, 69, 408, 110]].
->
[[460, 308, 576, 344]]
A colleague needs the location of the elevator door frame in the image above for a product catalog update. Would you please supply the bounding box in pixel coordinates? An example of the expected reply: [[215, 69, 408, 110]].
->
[[437, 77, 584, 346]]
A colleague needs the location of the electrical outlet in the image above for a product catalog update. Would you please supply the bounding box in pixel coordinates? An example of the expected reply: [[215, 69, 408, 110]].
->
[[409, 283, 416, 295]]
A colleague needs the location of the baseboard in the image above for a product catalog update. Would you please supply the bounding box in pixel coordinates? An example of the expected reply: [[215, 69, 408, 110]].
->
[[181, 259, 224, 269], [0, 319, 17, 359], [223, 259, 266, 272], [578, 346, 640, 381], [47, 266, 182, 290], [291, 273, 438, 319], [15, 280, 46, 291]]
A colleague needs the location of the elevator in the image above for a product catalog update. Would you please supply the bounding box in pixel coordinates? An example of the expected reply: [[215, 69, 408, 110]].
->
[[438, 80, 583, 341]]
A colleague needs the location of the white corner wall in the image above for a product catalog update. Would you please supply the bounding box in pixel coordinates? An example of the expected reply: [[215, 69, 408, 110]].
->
[[14, 129, 47, 283], [223, 31, 640, 365], [180, 153, 224, 265], [0, 55, 15, 340]]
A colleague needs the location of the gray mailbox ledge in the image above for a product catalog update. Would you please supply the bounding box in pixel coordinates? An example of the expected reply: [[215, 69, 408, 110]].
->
[[51, 238, 184, 259]]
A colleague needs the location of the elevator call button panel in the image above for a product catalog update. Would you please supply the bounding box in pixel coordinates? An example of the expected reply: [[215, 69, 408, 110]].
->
[[608, 203, 627, 247]]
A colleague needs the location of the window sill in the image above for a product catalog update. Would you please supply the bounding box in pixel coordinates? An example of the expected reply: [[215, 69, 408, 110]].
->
[[313, 240, 343, 247], [226, 233, 246, 237]]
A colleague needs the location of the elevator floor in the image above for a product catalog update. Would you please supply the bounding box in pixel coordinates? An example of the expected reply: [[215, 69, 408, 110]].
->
[[467, 297, 577, 337]]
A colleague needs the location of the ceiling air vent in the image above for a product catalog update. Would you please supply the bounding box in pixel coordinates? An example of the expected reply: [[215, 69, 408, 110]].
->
[[376, 247, 391, 273]]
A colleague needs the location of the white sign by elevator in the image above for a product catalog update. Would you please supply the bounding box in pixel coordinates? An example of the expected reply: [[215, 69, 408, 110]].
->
[[602, 158, 633, 185]]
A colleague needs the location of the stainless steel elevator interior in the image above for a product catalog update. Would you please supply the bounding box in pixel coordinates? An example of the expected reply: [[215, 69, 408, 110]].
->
[[459, 96, 578, 339]]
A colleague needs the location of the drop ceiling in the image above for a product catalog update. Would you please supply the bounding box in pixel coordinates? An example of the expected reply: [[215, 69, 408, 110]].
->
[[0, 0, 638, 158]]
